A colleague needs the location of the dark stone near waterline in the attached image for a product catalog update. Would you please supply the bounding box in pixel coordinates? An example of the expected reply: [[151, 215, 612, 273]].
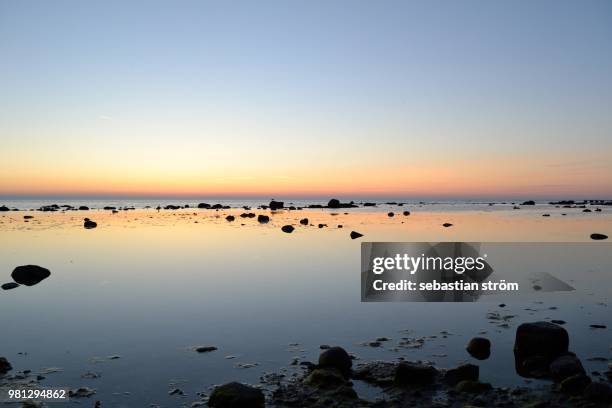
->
[[328, 199, 341, 208], [0, 357, 12, 374], [387, 212, 394, 217], [514, 321, 569, 377], [208, 382, 265, 408], [79, 206, 89, 210], [394, 362, 438, 386], [444, 364, 479, 385], [350, 231, 363, 239], [281, 225, 294, 233], [198, 203, 211, 209], [590, 233, 608, 240], [195, 346, 217, 353], [103, 206, 116, 210], [0, 205, 9, 212], [403, 211, 410, 216], [466, 337, 491, 360], [589, 324, 606, 329], [299, 218, 308, 225], [269, 200, 284, 210], [225, 215, 235, 222], [318, 347, 352, 376], [11, 265, 51, 286], [522, 200, 536, 205], [84, 219, 97, 229]]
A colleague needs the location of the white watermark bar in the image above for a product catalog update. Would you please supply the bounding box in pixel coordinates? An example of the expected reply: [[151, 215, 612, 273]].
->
[[361, 242, 612, 302]]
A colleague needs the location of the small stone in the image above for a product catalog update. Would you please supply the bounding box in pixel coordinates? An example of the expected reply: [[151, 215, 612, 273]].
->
[[466, 337, 491, 360], [257, 215, 269, 224], [281, 225, 294, 233], [590, 324, 607, 329], [403, 211, 410, 216], [350, 231, 363, 239], [560, 373, 591, 394], [387, 212, 394, 217], [225, 215, 235, 222], [195, 346, 217, 353], [299, 218, 308, 225], [68, 387, 96, 398], [590, 233, 608, 240], [1, 282, 19, 290], [84, 219, 97, 229], [442, 223, 453, 227]]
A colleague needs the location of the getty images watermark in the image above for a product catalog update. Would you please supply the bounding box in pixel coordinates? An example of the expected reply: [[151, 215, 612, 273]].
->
[[360, 242, 590, 302]]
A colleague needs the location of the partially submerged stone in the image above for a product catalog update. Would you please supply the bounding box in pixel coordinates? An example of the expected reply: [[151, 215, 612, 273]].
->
[[208, 382, 264, 408], [11, 265, 51, 286]]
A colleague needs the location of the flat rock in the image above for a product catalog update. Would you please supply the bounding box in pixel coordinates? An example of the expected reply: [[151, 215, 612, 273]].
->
[[590, 233, 608, 240], [208, 382, 265, 408], [1, 282, 19, 290]]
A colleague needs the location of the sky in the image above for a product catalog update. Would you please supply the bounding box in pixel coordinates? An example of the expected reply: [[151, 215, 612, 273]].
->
[[1, 0, 611, 199]]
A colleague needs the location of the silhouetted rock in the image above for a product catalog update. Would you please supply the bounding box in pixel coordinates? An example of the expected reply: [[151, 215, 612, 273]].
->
[[269, 200, 284, 210], [257, 215, 270, 224], [522, 200, 536, 205], [1, 282, 19, 290], [466, 337, 491, 360], [103, 206, 116, 210], [195, 346, 217, 353], [225, 215, 235, 222], [84, 219, 97, 229], [79, 206, 89, 210], [514, 321, 569, 377], [0, 205, 9, 212], [350, 231, 363, 239], [560, 373, 591, 394], [11, 265, 51, 286], [387, 212, 394, 217], [0, 357, 12, 374], [23, 215, 33, 219], [403, 211, 410, 216], [208, 382, 265, 408], [318, 347, 352, 376], [164, 205, 181, 210], [328, 199, 341, 208], [198, 203, 211, 209], [444, 364, 479, 385], [394, 362, 438, 386], [590, 233, 608, 240], [317, 223, 327, 228], [589, 324, 606, 329], [550, 354, 585, 382], [281, 225, 294, 233], [299, 218, 308, 225], [584, 382, 612, 403], [363, 202, 377, 207], [443, 223, 453, 227]]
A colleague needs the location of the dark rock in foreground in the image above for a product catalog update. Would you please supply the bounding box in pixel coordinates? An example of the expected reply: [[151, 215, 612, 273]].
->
[[590, 233, 608, 240], [225, 215, 235, 222], [444, 363, 479, 385], [466, 337, 491, 360], [514, 321, 568, 362], [299, 218, 308, 225], [0, 357, 12, 374], [208, 382, 264, 408], [394, 362, 438, 385], [281, 225, 294, 233], [318, 346, 351, 376], [257, 215, 270, 224], [350, 231, 363, 239], [326, 198, 357, 209], [1, 282, 19, 290], [549, 354, 585, 382], [11, 265, 51, 286]]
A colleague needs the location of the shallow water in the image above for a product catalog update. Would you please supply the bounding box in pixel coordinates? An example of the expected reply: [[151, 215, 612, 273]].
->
[[1, 203, 611, 406]]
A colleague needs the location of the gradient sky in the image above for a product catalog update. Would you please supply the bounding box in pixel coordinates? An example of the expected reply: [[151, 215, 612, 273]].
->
[[1, 0, 611, 198]]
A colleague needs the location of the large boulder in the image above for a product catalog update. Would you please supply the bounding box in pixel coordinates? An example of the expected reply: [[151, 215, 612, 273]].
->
[[11, 265, 51, 286], [394, 362, 438, 386], [208, 382, 264, 408], [0, 357, 12, 374], [549, 354, 585, 382], [318, 347, 352, 376], [514, 322, 568, 362]]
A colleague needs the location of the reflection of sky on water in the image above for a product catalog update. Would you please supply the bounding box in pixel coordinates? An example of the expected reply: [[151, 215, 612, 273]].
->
[[0, 208, 611, 406]]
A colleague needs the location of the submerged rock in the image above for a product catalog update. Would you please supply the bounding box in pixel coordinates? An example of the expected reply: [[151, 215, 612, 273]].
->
[[350, 231, 363, 239], [0, 357, 12, 374], [466, 337, 491, 360], [208, 382, 265, 408], [281, 225, 295, 233], [1, 282, 19, 290], [318, 347, 352, 376], [11, 265, 51, 286]]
